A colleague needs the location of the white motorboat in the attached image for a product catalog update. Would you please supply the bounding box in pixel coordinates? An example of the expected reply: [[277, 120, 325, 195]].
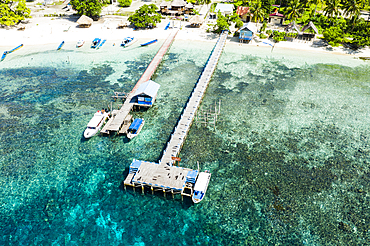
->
[[121, 37, 137, 47], [76, 39, 85, 48], [192, 172, 211, 203], [83, 110, 109, 139], [127, 118, 145, 139]]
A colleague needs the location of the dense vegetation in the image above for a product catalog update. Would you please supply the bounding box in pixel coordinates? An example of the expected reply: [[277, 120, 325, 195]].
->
[[229, 0, 370, 48], [70, 0, 108, 18], [128, 4, 161, 29], [0, 0, 30, 26], [118, 0, 132, 7]]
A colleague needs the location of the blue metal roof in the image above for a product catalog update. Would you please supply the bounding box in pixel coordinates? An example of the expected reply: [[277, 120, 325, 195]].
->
[[133, 80, 160, 99], [130, 159, 142, 169], [128, 118, 143, 131]]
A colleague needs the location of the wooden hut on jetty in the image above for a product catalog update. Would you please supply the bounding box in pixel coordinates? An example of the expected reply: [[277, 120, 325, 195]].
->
[[77, 15, 93, 28], [130, 80, 160, 109], [238, 22, 258, 43]]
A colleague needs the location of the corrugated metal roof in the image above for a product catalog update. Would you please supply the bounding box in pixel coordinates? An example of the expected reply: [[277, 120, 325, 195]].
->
[[239, 22, 258, 34], [215, 3, 234, 13], [133, 80, 160, 98]]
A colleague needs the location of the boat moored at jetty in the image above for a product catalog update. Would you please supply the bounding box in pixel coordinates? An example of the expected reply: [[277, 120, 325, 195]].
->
[[76, 40, 85, 48], [127, 118, 145, 139], [140, 39, 157, 47], [192, 172, 211, 203], [84, 110, 109, 139], [121, 37, 137, 47], [91, 38, 101, 48]]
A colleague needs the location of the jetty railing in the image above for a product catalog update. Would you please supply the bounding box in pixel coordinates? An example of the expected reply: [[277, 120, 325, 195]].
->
[[159, 30, 228, 166], [101, 29, 179, 134]]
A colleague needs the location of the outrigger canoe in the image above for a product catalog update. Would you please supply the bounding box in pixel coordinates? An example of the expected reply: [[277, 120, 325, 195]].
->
[[1, 44, 23, 62], [57, 41, 65, 50], [91, 38, 101, 48], [96, 39, 106, 49], [164, 22, 170, 30], [140, 39, 157, 47]]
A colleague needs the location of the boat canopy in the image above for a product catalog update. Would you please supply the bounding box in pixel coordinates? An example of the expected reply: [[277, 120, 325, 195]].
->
[[87, 112, 104, 127], [186, 170, 198, 184], [133, 80, 160, 99], [128, 118, 143, 132], [193, 172, 210, 191]]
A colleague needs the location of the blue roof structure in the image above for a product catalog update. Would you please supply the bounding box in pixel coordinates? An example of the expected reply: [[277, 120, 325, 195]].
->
[[186, 170, 198, 184], [133, 80, 160, 99], [128, 118, 143, 131]]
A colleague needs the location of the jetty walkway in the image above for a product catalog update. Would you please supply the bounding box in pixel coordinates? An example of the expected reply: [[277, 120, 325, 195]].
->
[[101, 29, 179, 134], [123, 31, 229, 200]]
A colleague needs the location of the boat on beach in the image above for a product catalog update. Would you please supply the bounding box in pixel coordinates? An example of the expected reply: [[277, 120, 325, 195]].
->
[[140, 39, 158, 47], [127, 118, 145, 139], [1, 44, 23, 62], [76, 40, 85, 48], [96, 39, 106, 49], [91, 38, 101, 48], [57, 41, 65, 50], [84, 110, 109, 139], [121, 37, 137, 47], [192, 171, 211, 203]]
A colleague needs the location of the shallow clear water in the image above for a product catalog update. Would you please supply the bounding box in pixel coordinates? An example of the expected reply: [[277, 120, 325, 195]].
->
[[0, 39, 369, 245]]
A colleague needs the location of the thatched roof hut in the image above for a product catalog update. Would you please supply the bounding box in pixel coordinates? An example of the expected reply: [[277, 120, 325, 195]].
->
[[77, 15, 93, 28], [171, 0, 186, 7], [189, 15, 203, 27]]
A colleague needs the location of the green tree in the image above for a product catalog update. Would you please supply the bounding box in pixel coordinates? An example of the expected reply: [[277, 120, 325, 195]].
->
[[311, 0, 322, 17], [0, 0, 31, 26], [70, 0, 107, 18], [323, 25, 344, 46], [249, 0, 266, 25], [343, 0, 362, 19], [261, 0, 274, 16], [323, 0, 341, 18], [213, 11, 229, 33], [128, 4, 161, 29], [118, 0, 132, 7], [285, 0, 304, 21]]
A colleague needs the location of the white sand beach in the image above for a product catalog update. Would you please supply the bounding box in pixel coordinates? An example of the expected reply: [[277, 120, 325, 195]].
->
[[1, 13, 370, 58]]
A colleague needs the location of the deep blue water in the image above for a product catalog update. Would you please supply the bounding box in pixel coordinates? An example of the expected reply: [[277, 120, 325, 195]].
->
[[0, 40, 369, 245]]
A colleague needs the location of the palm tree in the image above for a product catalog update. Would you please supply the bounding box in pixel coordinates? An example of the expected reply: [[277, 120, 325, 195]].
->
[[311, 0, 322, 17], [323, 0, 341, 18], [286, 0, 304, 21], [343, 0, 361, 18], [249, 0, 266, 26]]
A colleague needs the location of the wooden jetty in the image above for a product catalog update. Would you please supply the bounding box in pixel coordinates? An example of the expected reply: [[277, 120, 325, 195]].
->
[[160, 31, 228, 166], [123, 31, 229, 201], [101, 29, 179, 134]]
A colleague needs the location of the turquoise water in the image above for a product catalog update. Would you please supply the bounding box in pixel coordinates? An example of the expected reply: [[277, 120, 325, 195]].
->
[[0, 39, 369, 245]]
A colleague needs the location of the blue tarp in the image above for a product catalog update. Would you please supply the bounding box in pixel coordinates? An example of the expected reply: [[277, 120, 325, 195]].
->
[[128, 118, 143, 132]]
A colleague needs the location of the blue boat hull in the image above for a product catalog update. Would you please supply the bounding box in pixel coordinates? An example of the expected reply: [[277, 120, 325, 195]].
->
[[140, 39, 158, 47], [57, 41, 65, 50], [1, 44, 23, 62]]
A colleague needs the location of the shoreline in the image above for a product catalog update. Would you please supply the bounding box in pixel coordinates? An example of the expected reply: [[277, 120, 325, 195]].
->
[[1, 16, 370, 58]]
